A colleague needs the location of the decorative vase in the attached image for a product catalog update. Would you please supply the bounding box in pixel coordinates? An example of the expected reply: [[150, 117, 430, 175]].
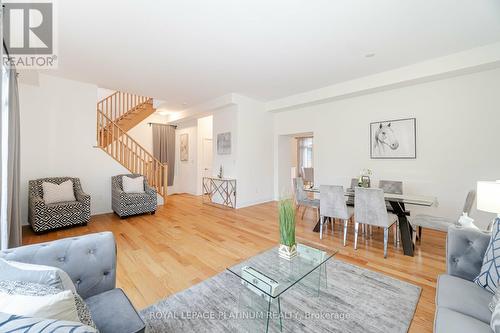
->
[[279, 243, 297, 260], [218, 165, 223, 179], [278, 198, 297, 261]]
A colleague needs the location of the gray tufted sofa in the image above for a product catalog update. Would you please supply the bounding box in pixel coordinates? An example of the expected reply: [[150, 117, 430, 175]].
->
[[435, 225, 493, 332], [0, 232, 145, 333]]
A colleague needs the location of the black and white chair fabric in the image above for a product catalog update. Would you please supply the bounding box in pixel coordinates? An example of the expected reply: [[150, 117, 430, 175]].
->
[[28, 177, 91, 233], [112, 174, 157, 218]]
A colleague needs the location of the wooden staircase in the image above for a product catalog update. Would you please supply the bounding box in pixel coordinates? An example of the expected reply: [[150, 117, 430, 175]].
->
[[96, 91, 168, 200]]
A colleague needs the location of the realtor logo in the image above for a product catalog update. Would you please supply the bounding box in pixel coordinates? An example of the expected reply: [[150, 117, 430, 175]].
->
[[2, 1, 57, 68]]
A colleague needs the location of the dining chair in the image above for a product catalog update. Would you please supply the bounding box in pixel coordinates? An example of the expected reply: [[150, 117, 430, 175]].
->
[[302, 167, 314, 187], [319, 185, 354, 245], [378, 180, 404, 243], [410, 190, 476, 245], [354, 187, 399, 258], [346, 178, 361, 207], [293, 177, 320, 220]]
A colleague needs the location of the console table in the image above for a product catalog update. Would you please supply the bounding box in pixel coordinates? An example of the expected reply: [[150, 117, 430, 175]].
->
[[202, 177, 237, 208]]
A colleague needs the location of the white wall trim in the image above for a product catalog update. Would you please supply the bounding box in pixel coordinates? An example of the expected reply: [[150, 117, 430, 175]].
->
[[167, 94, 238, 124], [236, 198, 275, 209], [265, 42, 500, 113]]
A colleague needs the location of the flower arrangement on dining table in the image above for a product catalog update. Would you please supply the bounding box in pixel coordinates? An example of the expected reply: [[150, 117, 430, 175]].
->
[[358, 168, 372, 188]]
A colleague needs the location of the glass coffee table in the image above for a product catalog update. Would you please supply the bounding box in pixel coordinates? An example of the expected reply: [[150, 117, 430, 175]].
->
[[227, 243, 337, 333]]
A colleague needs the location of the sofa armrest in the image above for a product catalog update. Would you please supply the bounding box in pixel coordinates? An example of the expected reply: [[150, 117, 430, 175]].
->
[[0, 232, 117, 299], [75, 188, 91, 207], [145, 184, 156, 196], [446, 225, 491, 281], [28, 195, 46, 221]]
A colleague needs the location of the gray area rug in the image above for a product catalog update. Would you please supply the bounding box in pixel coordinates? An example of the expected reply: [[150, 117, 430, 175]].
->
[[140, 259, 421, 333]]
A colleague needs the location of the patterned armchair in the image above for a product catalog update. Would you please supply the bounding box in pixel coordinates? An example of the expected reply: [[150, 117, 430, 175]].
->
[[28, 177, 91, 233], [112, 174, 157, 218]]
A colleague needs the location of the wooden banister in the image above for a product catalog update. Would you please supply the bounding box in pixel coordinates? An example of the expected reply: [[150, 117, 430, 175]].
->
[[97, 91, 152, 123], [96, 92, 168, 200]]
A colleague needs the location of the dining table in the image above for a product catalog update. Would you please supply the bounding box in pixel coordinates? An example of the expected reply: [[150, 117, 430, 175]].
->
[[304, 187, 438, 257]]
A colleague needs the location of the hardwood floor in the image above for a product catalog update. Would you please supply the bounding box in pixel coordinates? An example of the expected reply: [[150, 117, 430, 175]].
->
[[22, 194, 446, 332]]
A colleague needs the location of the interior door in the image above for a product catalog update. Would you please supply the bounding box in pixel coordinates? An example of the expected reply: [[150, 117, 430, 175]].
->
[[202, 138, 213, 177]]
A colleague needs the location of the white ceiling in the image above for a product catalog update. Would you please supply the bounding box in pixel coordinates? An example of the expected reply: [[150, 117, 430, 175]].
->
[[52, 0, 500, 110]]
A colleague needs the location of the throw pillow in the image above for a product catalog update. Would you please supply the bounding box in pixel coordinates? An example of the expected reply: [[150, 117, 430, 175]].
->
[[42, 180, 76, 204], [0, 258, 64, 290], [475, 218, 500, 293], [122, 175, 145, 193], [0, 312, 98, 333], [5, 259, 76, 292], [0, 290, 80, 322], [491, 286, 500, 312], [0, 280, 96, 328], [492, 301, 500, 333]]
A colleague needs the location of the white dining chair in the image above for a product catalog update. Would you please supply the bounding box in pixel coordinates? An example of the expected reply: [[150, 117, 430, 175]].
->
[[293, 177, 320, 220], [410, 190, 476, 245], [354, 187, 399, 258], [302, 167, 314, 187], [319, 185, 354, 246], [378, 180, 404, 244]]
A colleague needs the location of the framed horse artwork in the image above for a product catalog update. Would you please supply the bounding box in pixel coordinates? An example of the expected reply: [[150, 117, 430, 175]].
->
[[370, 118, 416, 159]]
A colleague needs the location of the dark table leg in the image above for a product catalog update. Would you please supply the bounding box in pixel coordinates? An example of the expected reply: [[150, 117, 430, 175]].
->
[[313, 215, 322, 232], [389, 200, 414, 256]]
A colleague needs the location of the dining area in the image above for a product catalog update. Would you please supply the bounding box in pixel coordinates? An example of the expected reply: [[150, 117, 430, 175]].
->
[[292, 175, 458, 258]]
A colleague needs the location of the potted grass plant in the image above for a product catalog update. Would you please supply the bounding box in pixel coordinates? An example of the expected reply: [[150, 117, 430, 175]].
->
[[278, 198, 297, 260]]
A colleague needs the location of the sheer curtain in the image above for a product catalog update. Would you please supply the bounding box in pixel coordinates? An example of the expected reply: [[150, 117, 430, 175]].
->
[[152, 124, 175, 186], [0, 45, 21, 250], [297, 137, 313, 176]]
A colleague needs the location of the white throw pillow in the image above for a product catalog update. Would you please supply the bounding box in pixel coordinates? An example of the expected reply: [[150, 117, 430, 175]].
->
[[42, 180, 76, 204], [122, 176, 145, 193], [4, 259, 76, 293], [0, 290, 80, 323]]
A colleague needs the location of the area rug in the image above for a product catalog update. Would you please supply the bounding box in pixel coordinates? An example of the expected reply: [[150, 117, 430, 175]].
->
[[140, 257, 421, 333]]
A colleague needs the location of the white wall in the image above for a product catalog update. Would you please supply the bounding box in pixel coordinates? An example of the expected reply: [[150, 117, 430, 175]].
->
[[235, 96, 274, 207], [273, 68, 500, 229], [212, 105, 238, 179], [19, 74, 166, 225], [97, 87, 115, 101], [127, 113, 167, 153], [19, 74, 130, 225]]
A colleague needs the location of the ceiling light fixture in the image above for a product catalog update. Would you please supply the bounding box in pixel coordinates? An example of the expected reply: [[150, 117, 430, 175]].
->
[[365, 53, 376, 58]]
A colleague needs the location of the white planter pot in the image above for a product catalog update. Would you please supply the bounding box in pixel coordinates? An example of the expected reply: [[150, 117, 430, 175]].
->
[[279, 243, 297, 260]]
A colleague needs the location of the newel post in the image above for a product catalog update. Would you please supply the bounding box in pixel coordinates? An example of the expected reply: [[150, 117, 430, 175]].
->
[[163, 163, 168, 203]]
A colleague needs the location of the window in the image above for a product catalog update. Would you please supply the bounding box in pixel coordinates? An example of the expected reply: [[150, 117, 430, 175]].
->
[[297, 137, 313, 174]]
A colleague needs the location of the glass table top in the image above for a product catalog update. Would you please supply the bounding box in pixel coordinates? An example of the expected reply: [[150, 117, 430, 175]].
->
[[227, 243, 337, 299]]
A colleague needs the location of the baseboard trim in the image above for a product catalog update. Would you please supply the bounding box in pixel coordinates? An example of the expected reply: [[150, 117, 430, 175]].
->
[[236, 198, 275, 209]]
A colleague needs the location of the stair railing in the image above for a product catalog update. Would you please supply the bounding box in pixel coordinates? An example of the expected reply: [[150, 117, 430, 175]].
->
[[96, 109, 168, 199], [97, 91, 152, 123]]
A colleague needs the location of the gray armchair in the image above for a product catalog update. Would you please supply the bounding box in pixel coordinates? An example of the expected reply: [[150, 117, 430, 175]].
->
[[0, 232, 145, 333], [28, 177, 91, 233], [112, 174, 157, 218]]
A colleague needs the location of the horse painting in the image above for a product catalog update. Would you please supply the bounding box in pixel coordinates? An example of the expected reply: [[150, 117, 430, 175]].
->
[[370, 118, 416, 159], [373, 122, 399, 156]]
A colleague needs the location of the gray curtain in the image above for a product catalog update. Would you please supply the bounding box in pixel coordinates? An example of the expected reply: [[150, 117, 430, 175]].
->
[[152, 124, 175, 186], [0, 64, 21, 250]]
